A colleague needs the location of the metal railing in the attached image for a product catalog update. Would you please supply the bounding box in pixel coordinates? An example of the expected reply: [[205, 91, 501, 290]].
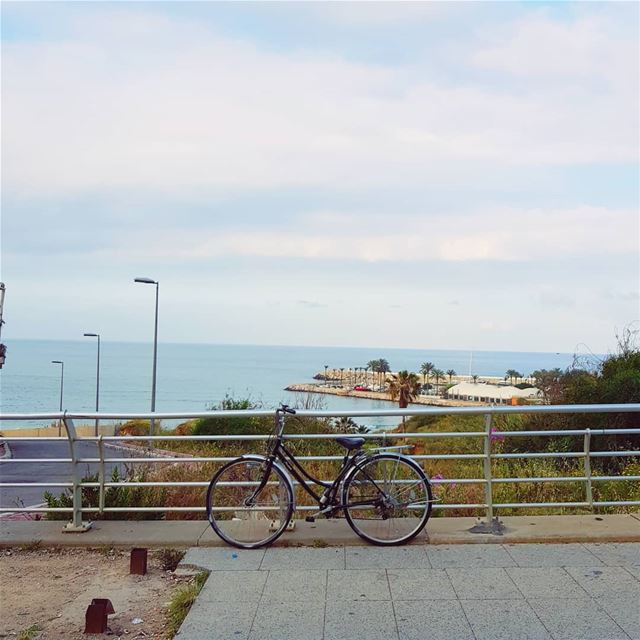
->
[[1, 404, 639, 532]]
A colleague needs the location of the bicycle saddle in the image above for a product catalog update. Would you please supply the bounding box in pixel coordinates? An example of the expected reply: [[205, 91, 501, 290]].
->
[[335, 437, 365, 451]]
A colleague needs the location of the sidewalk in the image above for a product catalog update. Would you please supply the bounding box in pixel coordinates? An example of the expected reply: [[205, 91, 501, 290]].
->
[[173, 542, 640, 640], [1, 514, 639, 548]]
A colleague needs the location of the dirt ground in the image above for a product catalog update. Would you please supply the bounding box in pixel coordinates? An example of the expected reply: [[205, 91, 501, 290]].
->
[[0, 547, 190, 639]]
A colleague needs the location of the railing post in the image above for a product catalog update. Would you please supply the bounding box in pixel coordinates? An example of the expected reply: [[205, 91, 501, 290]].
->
[[483, 413, 494, 525], [584, 428, 593, 510], [97, 434, 106, 515], [469, 412, 504, 534], [62, 415, 92, 532]]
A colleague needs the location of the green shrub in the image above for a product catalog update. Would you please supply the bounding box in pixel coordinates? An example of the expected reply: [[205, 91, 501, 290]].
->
[[44, 467, 166, 521]]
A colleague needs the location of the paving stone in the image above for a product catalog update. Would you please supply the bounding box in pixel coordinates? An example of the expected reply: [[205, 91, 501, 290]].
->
[[426, 544, 516, 568], [529, 598, 631, 640], [346, 545, 431, 569], [387, 568, 457, 600], [505, 543, 602, 567], [625, 565, 640, 580], [249, 600, 324, 640], [261, 569, 326, 601], [446, 567, 523, 600], [198, 570, 267, 601], [260, 546, 345, 570], [583, 542, 640, 567], [175, 599, 257, 639], [180, 546, 265, 571], [506, 567, 588, 599], [327, 569, 391, 600], [596, 592, 640, 640], [461, 599, 552, 640], [394, 599, 474, 640], [324, 600, 399, 640], [565, 566, 640, 597]]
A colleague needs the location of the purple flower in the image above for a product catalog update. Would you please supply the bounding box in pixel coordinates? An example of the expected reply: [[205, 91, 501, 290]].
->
[[490, 427, 505, 442]]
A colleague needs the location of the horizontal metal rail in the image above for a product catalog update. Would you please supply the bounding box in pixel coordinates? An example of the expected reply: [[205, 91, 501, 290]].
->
[[0, 405, 638, 530]]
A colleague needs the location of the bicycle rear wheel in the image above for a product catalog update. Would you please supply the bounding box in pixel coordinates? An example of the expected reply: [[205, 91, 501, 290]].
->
[[342, 453, 432, 545], [207, 457, 294, 549]]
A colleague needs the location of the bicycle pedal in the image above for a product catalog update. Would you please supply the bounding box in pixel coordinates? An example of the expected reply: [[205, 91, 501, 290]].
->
[[305, 516, 316, 523]]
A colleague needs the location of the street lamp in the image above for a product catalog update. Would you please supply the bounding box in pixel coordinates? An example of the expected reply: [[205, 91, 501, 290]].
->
[[51, 360, 64, 436], [324, 364, 328, 386], [134, 277, 159, 444], [83, 333, 101, 436]]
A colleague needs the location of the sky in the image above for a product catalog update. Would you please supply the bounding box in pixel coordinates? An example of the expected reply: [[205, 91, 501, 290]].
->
[[1, 1, 638, 354]]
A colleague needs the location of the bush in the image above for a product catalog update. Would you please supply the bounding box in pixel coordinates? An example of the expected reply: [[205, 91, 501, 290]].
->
[[44, 467, 166, 520], [192, 396, 271, 437], [118, 419, 154, 437]]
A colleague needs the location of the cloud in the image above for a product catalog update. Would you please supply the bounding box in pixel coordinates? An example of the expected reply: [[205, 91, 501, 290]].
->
[[472, 11, 638, 84], [2, 7, 637, 200], [80, 205, 637, 265], [539, 290, 576, 309], [297, 300, 327, 309]]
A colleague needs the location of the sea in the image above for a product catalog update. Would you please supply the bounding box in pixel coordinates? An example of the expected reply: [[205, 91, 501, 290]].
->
[[0, 340, 576, 430]]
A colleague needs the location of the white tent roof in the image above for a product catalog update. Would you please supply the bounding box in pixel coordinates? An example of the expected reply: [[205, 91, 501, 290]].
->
[[448, 382, 541, 400]]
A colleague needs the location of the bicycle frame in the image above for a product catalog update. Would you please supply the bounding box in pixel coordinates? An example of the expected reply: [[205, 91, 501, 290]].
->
[[248, 408, 387, 517]]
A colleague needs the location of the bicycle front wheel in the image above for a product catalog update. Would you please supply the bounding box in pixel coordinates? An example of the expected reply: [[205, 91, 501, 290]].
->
[[207, 457, 294, 549], [342, 453, 432, 545]]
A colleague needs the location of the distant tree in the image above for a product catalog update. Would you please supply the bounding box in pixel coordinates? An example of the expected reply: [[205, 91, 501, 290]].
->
[[505, 369, 519, 384], [387, 370, 422, 432], [432, 368, 445, 395], [334, 416, 358, 432], [368, 358, 390, 388], [446, 369, 456, 382], [472, 374, 479, 384], [531, 368, 564, 402], [420, 362, 434, 387]]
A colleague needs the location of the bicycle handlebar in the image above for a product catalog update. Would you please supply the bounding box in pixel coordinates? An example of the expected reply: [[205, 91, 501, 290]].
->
[[279, 404, 297, 415]]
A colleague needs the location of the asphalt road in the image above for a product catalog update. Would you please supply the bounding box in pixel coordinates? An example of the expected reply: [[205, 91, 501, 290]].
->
[[0, 439, 137, 509]]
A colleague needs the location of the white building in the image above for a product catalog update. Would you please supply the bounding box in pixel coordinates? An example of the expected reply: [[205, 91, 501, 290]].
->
[[446, 382, 542, 404]]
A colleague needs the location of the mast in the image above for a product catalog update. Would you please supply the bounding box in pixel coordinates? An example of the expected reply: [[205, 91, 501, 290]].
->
[[0, 283, 6, 368]]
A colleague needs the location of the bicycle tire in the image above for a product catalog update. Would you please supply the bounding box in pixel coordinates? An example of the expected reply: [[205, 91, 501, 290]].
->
[[342, 453, 432, 545], [206, 456, 294, 549]]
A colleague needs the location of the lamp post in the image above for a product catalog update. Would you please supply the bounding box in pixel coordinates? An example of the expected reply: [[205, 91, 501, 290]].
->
[[324, 364, 328, 386], [83, 333, 101, 436], [51, 360, 64, 437], [134, 277, 159, 445]]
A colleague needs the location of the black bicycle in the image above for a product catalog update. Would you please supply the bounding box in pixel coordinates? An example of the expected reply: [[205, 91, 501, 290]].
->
[[206, 405, 433, 549]]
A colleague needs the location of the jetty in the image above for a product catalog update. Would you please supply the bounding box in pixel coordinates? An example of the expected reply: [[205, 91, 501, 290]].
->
[[284, 382, 480, 407]]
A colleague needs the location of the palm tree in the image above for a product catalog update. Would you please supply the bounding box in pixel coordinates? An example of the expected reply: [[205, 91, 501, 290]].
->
[[366, 360, 379, 388], [387, 370, 421, 432], [378, 359, 390, 389], [339, 367, 345, 387], [446, 369, 456, 383], [506, 369, 518, 384], [472, 374, 479, 384], [420, 362, 434, 387], [433, 368, 445, 394]]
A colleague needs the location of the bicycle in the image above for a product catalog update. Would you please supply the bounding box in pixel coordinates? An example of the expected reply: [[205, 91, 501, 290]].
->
[[206, 404, 433, 549]]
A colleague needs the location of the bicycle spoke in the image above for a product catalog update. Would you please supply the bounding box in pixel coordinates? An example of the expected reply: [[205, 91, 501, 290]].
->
[[207, 458, 292, 548], [343, 455, 432, 545]]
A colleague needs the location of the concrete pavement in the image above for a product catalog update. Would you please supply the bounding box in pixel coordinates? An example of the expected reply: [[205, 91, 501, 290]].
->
[[0, 439, 139, 508], [1, 514, 639, 547], [174, 542, 640, 640]]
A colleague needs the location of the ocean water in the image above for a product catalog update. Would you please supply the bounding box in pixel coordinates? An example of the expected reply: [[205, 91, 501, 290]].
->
[[0, 340, 575, 429]]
